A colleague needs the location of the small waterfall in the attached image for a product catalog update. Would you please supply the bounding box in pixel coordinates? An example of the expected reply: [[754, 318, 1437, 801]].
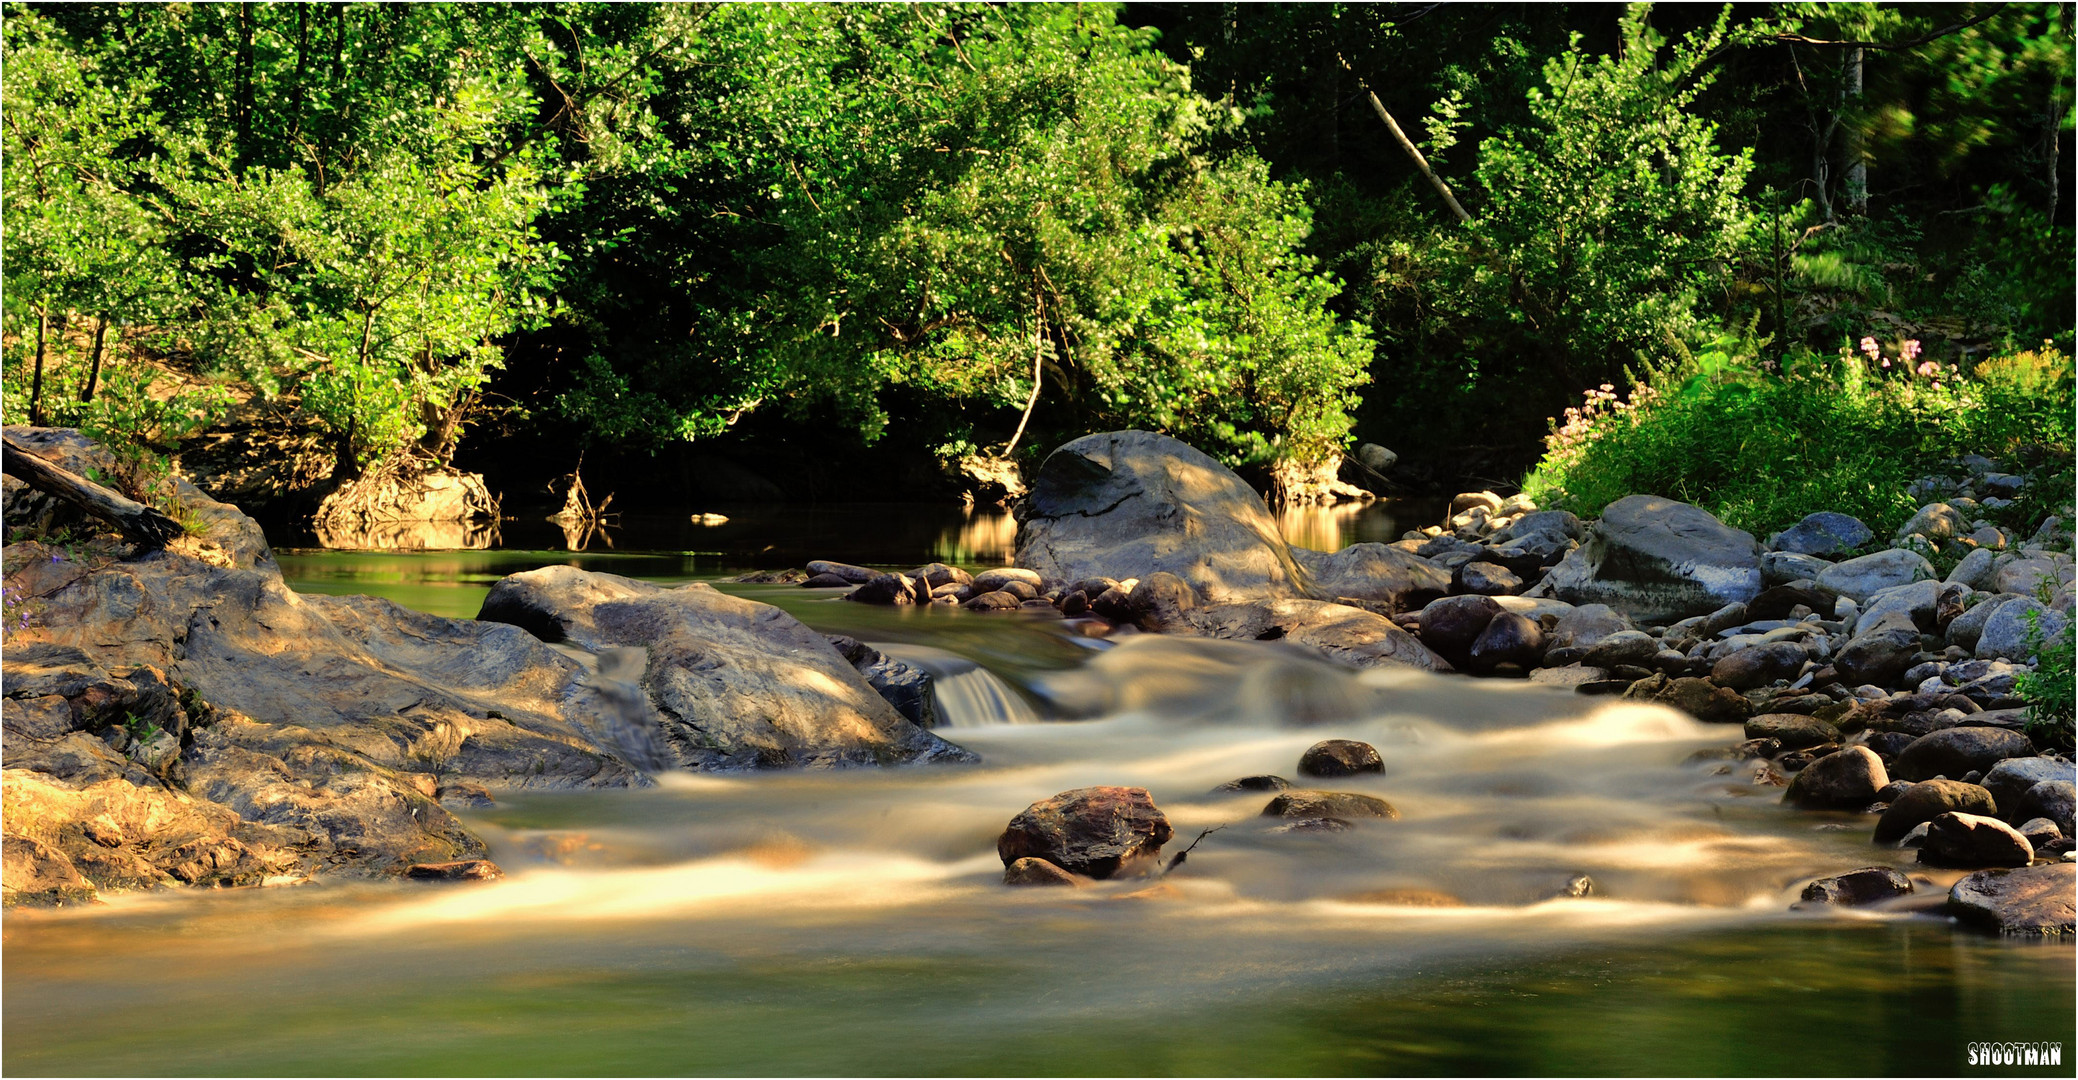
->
[[874, 643, 1040, 727]]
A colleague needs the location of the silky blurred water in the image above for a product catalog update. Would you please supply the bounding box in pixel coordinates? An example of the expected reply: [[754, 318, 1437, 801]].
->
[[5, 522, 2071, 1076]]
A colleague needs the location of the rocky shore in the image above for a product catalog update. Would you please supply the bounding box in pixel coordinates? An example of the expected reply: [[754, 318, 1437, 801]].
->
[[2, 427, 965, 906], [811, 430, 2075, 936], [6, 425, 2071, 937]]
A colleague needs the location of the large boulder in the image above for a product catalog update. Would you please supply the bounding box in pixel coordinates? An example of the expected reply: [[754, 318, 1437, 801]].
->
[[478, 566, 972, 769], [1013, 431, 1309, 603], [1982, 758, 2077, 820], [1816, 549, 1936, 604], [1975, 598, 2069, 661], [1769, 512, 1873, 556], [2, 426, 974, 904], [1892, 727, 2035, 783], [1946, 863, 2076, 936], [1528, 495, 1762, 623], [1290, 543, 1450, 611], [997, 787, 1173, 879], [0, 429, 652, 899]]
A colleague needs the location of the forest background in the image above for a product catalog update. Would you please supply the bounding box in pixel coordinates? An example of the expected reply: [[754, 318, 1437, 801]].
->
[[3, 1, 2072, 537]]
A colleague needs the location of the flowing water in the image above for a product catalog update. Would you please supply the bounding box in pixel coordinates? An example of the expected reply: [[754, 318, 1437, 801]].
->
[[4, 502, 2070, 1075]]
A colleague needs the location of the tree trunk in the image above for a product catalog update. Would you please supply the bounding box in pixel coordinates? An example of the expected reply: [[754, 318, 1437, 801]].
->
[[29, 307, 46, 427], [1841, 47, 1867, 215], [2048, 85, 2065, 227], [235, 3, 256, 169], [1357, 85, 1472, 224], [80, 316, 108, 403], [0, 434, 184, 547]]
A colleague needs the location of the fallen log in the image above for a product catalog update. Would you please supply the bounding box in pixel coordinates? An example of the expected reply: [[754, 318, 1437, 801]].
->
[[1, 433, 184, 548]]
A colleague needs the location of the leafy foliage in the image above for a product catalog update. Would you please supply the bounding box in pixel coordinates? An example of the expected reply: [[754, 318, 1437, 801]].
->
[[1521, 340, 2076, 538]]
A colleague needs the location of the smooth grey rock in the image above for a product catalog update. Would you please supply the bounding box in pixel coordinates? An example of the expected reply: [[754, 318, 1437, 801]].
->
[[1467, 611, 1545, 673], [1945, 595, 2013, 651], [1770, 511, 1873, 556], [1894, 503, 1967, 544], [1457, 560, 1525, 596], [804, 560, 878, 585], [482, 567, 973, 769], [1496, 510, 1583, 545], [1416, 595, 1502, 660], [1357, 443, 1398, 473], [1712, 641, 1807, 690], [1013, 431, 1307, 603], [1546, 604, 1634, 651], [1946, 547, 2000, 591], [1816, 549, 1936, 604], [1291, 543, 1451, 610], [1982, 758, 2076, 819], [1584, 630, 1662, 669], [1762, 551, 1832, 586], [1975, 598, 2068, 660], [2017, 780, 2076, 833], [1893, 726, 2035, 782], [1186, 599, 1452, 673], [1834, 627, 1923, 687], [1994, 557, 2068, 598], [1859, 579, 1942, 634], [1530, 495, 1762, 623]]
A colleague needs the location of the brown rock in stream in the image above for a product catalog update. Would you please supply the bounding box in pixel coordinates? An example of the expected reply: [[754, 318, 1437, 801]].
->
[[997, 787, 1173, 879]]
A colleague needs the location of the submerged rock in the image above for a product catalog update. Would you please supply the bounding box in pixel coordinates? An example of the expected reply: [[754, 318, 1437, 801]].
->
[[1297, 739, 1384, 778], [1003, 856, 1087, 887], [997, 786, 1173, 879], [1798, 866, 1912, 907], [1262, 790, 1399, 820]]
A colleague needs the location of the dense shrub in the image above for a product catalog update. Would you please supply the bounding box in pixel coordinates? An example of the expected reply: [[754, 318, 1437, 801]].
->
[[1520, 341, 2076, 538]]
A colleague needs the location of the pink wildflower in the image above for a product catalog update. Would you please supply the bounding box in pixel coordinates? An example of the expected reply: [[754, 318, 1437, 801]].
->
[[1860, 336, 1881, 361]]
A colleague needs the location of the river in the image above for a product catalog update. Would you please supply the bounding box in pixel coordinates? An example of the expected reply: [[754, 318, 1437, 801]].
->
[[3, 502, 2070, 1076]]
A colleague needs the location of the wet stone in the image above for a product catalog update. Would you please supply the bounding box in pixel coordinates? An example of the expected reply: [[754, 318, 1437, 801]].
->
[[1946, 863, 2076, 937], [1297, 739, 1384, 778], [1003, 857, 1087, 887], [1262, 790, 1399, 821], [1745, 713, 1842, 751], [1920, 812, 2034, 868], [1211, 774, 1291, 794], [1874, 779, 1998, 843], [997, 786, 1173, 880], [405, 859, 504, 882], [1798, 866, 1913, 907]]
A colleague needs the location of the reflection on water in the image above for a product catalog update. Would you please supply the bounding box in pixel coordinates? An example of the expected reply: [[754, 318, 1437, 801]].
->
[[297, 497, 1449, 563], [1280, 497, 1448, 553], [311, 517, 501, 551]]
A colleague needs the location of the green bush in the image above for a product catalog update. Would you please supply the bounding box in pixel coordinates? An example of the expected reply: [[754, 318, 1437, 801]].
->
[[2016, 612, 2075, 755], [1520, 341, 2076, 539]]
